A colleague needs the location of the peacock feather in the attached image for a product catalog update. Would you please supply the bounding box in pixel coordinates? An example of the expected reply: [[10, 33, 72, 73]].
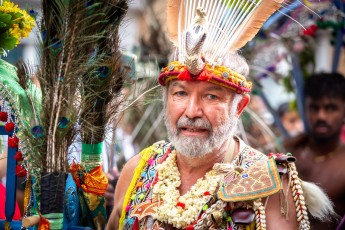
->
[[14, 0, 128, 213], [27, 0, 128, 173]]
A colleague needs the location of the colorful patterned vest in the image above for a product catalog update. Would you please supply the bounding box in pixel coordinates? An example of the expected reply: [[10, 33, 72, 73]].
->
[[119, 138, 306, 229]]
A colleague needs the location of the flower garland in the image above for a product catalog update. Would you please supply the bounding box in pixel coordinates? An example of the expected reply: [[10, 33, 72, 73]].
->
[[0, 0, 36, 54], [152, 150, 222, 229]]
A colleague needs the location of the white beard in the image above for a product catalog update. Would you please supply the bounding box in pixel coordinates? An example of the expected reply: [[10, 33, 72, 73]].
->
[[165, 108, 238, 158]]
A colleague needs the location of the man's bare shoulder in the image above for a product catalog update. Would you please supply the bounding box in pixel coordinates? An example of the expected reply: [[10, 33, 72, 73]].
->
[[339, 143, 345, 154], [123, 154, 141, 172], [107, 154, 141, 230], [324, 143, 345, 174]]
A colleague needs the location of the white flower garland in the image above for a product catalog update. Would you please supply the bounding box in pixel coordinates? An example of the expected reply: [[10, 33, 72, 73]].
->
[[152, 150, 222, 229]]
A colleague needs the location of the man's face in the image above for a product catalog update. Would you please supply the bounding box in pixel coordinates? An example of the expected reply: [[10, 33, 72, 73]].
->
[[281, 110, 303, 137], [305, 96, 345, 140], [164, 80, 241, 158]]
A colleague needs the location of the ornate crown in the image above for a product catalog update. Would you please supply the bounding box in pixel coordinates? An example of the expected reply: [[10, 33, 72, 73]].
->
[[159, 0, 285, 94]]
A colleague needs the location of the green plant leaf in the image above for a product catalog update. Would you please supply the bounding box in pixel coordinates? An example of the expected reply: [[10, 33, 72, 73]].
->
[[0, 13, 12, 24], [12, 12, 23, 20], [1, 36, 17, 50], [0, 21, 8, 28]]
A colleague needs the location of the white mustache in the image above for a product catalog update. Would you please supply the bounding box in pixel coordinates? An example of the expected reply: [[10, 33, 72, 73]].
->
[[176, 116, 212, 131]]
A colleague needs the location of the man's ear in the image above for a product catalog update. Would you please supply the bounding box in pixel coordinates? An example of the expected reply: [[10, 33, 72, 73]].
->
[[236, 94, 250, 117]]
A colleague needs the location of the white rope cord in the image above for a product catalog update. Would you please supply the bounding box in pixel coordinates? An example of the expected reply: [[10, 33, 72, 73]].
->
[[253, 198, 267, 230], [289, 163, 310, 230]]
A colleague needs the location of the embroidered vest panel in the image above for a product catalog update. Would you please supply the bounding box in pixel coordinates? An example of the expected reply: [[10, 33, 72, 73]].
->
[[121, 139, 281, 230], [121, 141, 170, 229], [218, 140, 281, 202]]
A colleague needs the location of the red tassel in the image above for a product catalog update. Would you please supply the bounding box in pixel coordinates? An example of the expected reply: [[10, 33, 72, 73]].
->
[[0, 112, 8, 122], [8, 136, 19, 148], [15, 165, 27, 177], [5, 122, 15, 132], [177, 68, 212, 82], [178, 69, 192, 81], [198, 68, 212, 81], [14, 151, 24, 161]]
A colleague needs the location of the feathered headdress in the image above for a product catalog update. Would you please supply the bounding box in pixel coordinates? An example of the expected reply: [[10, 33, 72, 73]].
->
[[159, 0, 285, 94]]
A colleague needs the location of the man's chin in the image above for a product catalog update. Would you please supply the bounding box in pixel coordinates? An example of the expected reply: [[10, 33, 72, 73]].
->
[[172, 138, 212, 158], [172, 136, 207, 147], [174, 146, 210, 159]]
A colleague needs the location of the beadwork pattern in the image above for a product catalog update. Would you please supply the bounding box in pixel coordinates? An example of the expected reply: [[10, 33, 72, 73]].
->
[[159, 61, 252, 94]]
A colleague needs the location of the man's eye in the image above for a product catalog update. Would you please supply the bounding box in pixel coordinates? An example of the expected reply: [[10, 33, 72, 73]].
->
[[205, 94, 219, 100], [326, 105, 337, 111], [309, 105, 318, 112], [173, 91, 187, 97]]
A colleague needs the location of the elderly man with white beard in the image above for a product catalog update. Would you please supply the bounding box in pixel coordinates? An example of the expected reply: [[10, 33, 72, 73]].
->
[[107, 1, 335, 229], [106, 52, 335, 230]]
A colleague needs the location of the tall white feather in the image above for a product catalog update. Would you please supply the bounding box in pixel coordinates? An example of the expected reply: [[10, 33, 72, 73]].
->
[[167, 0, 284, 66]]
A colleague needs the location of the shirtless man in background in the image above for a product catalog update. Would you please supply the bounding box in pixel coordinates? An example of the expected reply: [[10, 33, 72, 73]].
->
[[284, 72, 345, 229]]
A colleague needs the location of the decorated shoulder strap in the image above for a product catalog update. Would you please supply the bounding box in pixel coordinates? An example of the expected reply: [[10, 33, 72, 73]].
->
[[216, 150, 312, 230], [119, 141, 167, 229]]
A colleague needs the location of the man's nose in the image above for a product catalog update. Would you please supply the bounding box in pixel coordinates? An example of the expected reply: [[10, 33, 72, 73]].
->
[[317, 109, 327, 120], [184, 95, 203, 119]]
